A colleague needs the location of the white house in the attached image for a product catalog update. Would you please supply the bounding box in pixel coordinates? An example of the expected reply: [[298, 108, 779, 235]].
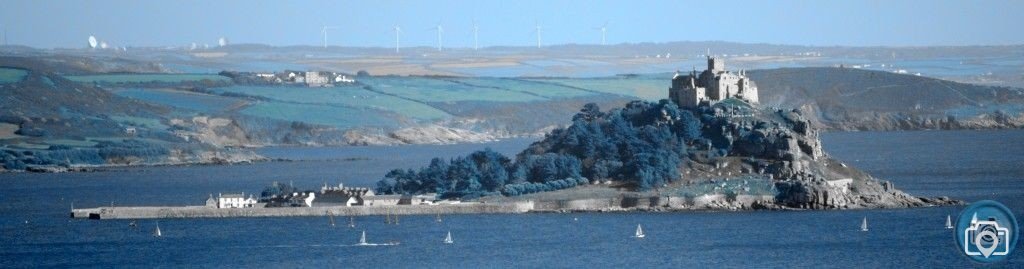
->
[[335, 74, 355, 83], [214, 193, 257, 208]]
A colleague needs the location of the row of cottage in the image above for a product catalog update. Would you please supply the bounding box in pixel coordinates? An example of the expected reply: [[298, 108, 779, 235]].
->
[[205, 183, 446, 209]]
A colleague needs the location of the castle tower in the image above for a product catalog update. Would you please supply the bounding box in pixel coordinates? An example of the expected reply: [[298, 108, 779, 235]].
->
[[708, 56, 724, 72], [669, 57, 758, 108]]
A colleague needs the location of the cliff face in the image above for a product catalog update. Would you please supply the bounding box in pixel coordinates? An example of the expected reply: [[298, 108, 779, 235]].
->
[[697, 99, 958, 209]]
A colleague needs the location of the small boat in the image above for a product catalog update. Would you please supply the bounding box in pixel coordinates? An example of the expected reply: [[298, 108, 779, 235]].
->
[[348, 216, 356, 228], [357, 230, 368, 245], [355, 230, 399, 246], [861, 217, 869, 232], [634, 224, 645, 238], [153, 222, 162, 237], [128, 220, 137, 228], [328, 211, 336, 227], [443, 230, 454, 244], [436, 213, 443, 223], [945, 215, 954, 229]]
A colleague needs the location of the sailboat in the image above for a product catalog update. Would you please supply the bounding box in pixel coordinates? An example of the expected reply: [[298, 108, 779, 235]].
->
[[945, 215, 954, 229], [861, 217, 869, 232], [443, 230, 454, 244], [153, 222, 162, 237], [384, 210, 391, 225], [436, 213, 443, 223], [357, 231, 369, 245], [328, 211, 336, 227], [348, 216, 356, 228], [355, 230, 399, 246], [634, 224, 645, 238]]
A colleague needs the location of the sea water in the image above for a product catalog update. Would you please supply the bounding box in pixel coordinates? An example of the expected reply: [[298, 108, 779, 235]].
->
[[1, 130, 1022, 268]]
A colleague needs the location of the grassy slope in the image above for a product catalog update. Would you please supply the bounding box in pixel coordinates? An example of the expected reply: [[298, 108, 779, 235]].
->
[[65, 73, 230, 84], [0, 67, 28, 83]]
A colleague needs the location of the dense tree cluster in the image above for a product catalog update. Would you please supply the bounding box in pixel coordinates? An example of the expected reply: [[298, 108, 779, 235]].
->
[[1, 139, 171, 170], [529, 100, 702, 190], [259, 181, 301, 201], [375, 149, 585, 199], [375, 100, 707, 199]]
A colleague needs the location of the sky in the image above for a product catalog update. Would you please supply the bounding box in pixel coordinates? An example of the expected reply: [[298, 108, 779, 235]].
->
[[1, 0, 1023, 49]]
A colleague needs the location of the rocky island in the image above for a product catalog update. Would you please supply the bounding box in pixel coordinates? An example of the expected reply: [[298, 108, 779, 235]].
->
[[376, 57, 960, 211]]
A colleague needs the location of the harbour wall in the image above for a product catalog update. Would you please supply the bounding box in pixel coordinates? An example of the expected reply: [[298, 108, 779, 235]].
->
[[71, 194, 777, 220], [72, 202, 535, 220], [531, 194, 775, 212]]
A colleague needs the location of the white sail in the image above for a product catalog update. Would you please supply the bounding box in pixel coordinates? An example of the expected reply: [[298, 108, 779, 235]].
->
[[635, 224, 645, 238], [358, 231, 368, 245], [444, 231, 454, 244], [861, 217, 868, 232], [945, 215, 953, 229], [153, 222, 162, 237]]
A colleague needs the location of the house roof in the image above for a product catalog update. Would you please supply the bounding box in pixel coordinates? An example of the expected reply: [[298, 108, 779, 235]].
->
[[220, 193, 245, 198]]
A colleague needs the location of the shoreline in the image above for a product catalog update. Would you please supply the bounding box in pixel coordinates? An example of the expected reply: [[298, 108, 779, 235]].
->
[[71, 194, 961, 220]]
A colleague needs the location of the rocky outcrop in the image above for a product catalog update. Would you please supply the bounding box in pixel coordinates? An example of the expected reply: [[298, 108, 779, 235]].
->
[[696, 99, 960, 209], [342, 124, 507, 146]]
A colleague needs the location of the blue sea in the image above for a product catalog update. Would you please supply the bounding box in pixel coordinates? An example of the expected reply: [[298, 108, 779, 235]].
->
[[1, 130, 1023, 268]]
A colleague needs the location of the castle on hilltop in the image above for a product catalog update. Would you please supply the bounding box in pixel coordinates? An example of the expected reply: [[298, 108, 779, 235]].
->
[[669, 57, 759, 108]]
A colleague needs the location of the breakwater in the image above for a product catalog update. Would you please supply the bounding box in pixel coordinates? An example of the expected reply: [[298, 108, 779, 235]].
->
[[70, 194, 782, 220], [71, 202, 535, 220]]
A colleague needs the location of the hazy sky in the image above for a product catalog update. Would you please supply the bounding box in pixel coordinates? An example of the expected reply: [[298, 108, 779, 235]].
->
[[2, 0, 1022, 48]]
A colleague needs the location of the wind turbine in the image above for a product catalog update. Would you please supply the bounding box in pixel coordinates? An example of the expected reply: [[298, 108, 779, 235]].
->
[[472, 20, 479, 51], [393, 25, 401, 53], [533, 21, 542, 48], [595, 22, 608, 45], [430, 23, 444, 51], [321, 26, 340, 48]]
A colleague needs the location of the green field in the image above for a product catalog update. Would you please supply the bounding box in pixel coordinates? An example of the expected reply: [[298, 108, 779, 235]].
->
[[240, 102, 398, 129], [360, 76, 547, 103], [0, 123, 21, 139], [211, 85, 450, 121], [0, 67, 28, 84], [65, 74, 230, 84], [110, 115, 169, 130], [112, 88, 247, 114], [449, 77, 596, 99], [525, 77, 669, 101]]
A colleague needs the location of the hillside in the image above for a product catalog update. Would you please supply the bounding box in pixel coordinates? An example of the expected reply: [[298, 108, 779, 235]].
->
[[747, 67, 1024, 130], [3, 52, 1023, 172], [0, 60, 263, 172]]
